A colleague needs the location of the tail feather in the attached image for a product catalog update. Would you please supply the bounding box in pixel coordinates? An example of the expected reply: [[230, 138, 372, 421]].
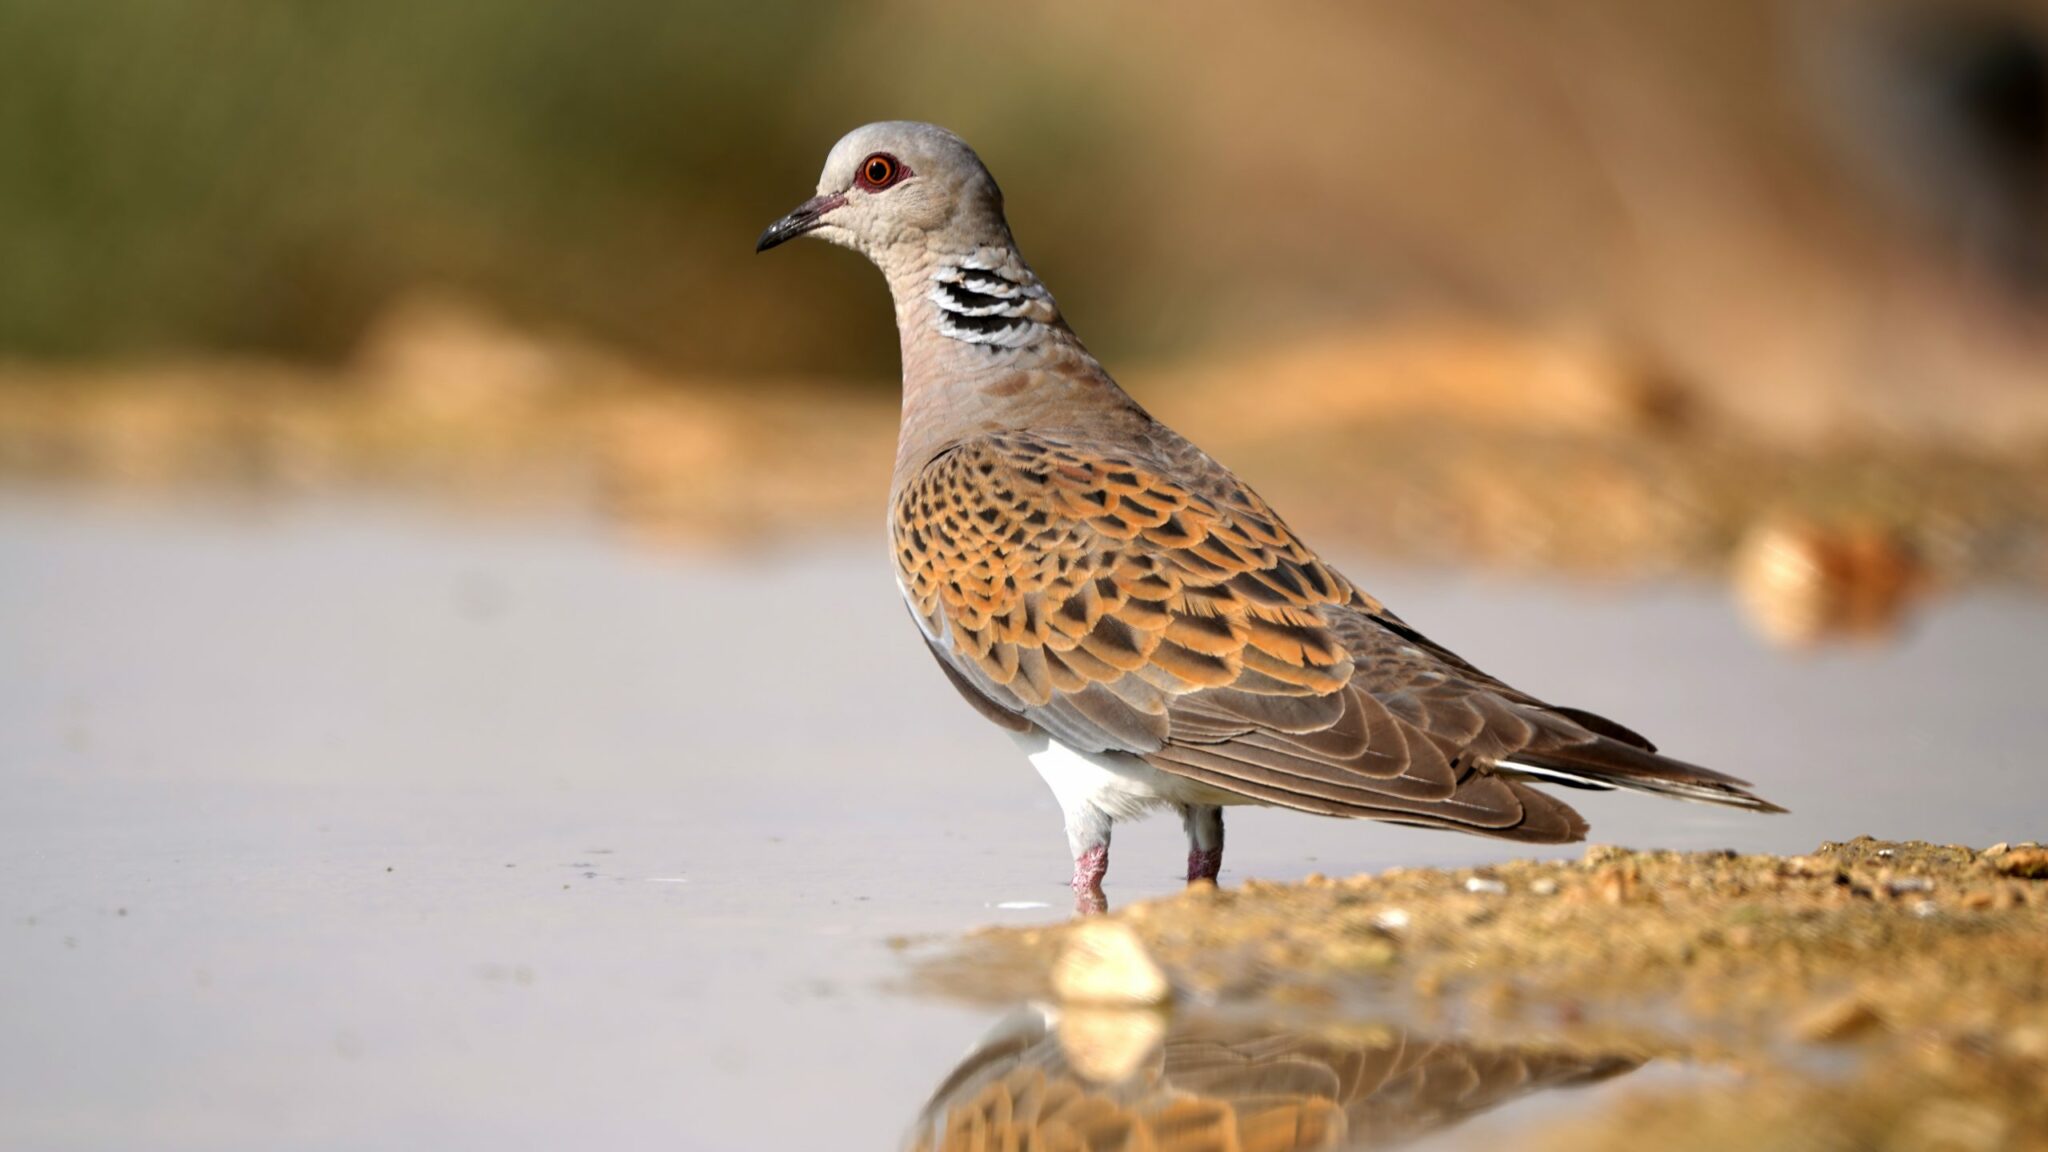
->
[[1500, 737, 1788, 815], [1545, 706, 1656, 753]]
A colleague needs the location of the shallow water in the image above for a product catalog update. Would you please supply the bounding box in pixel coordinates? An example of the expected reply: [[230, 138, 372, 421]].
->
[[3, 496, 2044, 1149]]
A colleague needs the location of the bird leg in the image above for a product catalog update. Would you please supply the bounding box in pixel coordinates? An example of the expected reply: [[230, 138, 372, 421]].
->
[[1181, 804, 1224, 885], [1071, 843, 1109, 915], [1059, 801, 1115, 915]]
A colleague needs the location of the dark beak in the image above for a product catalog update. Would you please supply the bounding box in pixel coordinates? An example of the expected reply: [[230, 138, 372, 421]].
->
[[755, 192, 846, 253]]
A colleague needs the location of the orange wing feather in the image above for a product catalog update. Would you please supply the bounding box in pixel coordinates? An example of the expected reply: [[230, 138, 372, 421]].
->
[[895, 430, 1774, 841]]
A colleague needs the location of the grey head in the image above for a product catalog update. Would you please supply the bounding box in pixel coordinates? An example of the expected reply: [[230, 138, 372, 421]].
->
[[755, 121, 1107, 456], [754, 121, 1012, 263]]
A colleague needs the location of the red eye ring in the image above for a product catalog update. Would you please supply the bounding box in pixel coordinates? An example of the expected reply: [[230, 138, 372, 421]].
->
[[855, 152, 908, 190]]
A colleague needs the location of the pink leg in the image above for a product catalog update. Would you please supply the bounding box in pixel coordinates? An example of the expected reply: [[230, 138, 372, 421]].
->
[[1072, 843, 1109, 915], [1181, 804, 1225, 885]]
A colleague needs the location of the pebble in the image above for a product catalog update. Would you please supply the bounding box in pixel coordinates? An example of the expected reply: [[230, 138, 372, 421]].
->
[[1992, 847, 2048, 879], [1794, 993, 1886, 1043], [1595, 868, 1640, 905], [1732, 517, 1924, 647], [1785, 855, 1841, 878], [1464, 877, 1508, 895]]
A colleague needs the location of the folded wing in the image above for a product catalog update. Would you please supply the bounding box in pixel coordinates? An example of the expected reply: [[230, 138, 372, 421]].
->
[[895, 430, 1779, 844]]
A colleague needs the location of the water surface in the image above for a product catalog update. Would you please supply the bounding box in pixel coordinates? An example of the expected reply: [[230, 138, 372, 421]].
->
[[3, 497, 2043, 1149]]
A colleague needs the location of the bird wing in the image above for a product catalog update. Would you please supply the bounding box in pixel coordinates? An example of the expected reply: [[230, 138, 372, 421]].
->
[[895, 430, 1777, 843]]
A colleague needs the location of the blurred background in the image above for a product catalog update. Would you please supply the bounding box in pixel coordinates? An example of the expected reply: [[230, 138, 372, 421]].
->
[[5, 0, 2048, 640], [7, 3, 2048, 1149]]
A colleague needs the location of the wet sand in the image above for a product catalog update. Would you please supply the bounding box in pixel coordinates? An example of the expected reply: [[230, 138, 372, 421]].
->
[[3, 496, 2046, 1148], [917, 838, 2048, 1150]]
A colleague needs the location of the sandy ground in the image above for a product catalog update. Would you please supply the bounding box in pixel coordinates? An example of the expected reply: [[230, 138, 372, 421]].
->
[[917, 832, 2048, 1147], [921, 837, 2048, 1150], [4, 495, 2047, 1149]]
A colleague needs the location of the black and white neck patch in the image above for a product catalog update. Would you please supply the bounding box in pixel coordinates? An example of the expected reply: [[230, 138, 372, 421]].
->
[[930, 253, 1056, 350]]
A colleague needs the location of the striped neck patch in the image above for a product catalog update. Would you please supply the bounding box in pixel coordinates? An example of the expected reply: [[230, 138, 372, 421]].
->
[[929, 254, 1056, 350]]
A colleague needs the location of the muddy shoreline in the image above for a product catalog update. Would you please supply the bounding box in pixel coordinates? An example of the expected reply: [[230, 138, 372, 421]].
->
[[915, 839, 2048, 1149]]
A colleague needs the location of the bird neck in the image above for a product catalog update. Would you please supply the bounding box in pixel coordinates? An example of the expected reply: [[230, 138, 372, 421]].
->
[[883, 241, 1148, 481]]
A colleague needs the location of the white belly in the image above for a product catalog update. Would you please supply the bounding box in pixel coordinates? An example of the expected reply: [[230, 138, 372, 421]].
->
[[1011, 731, 1246, 822]]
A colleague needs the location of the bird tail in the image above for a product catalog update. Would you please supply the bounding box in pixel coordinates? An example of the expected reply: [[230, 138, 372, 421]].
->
[[1498, 736, 1787, 814]]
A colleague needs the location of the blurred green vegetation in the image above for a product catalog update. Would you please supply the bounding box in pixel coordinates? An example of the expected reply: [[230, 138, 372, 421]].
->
[[0, 1, 1170, 378], [6, 1, 2048, 594], [7, 0, 2047, 428]]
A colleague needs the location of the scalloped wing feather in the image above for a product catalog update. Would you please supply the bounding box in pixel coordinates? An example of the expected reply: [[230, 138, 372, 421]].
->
[[897, 431, 1776, 843]]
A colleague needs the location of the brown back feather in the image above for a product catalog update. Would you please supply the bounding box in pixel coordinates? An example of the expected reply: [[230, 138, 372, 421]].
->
[[901, 429, 1780, 842]]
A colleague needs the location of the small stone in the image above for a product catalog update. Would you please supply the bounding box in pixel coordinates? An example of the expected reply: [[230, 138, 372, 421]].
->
[[1794, 994, 1885, 1043], [1051, 921, 1172, 1007], [1732, 517, 1924, 647], [1595, 868, 1639, 905], [1464, 877, 1508, 895], [1887, 876, 1934, 895], [1984, 842, 2010, 857], [1529, 878, 1560, 896], [1992, 847, 2048, 879], [1371, 908, 1411, 933], [1785, 855, 1841, 878]]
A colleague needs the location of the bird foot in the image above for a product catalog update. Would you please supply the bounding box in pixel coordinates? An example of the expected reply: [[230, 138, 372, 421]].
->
[[1187, 847, 1223, 884]]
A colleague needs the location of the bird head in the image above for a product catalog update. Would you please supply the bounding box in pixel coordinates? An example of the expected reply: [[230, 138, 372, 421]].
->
[[755, 121, 1009, 261]]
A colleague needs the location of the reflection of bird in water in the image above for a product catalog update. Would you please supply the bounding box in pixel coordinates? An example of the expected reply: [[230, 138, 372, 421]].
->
[[758, 121, 1783, 914], [906, 1006, 1640, 1151]]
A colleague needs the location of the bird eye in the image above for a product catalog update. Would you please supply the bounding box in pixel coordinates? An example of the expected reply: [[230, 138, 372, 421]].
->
[[856, 152, 905, 190]]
